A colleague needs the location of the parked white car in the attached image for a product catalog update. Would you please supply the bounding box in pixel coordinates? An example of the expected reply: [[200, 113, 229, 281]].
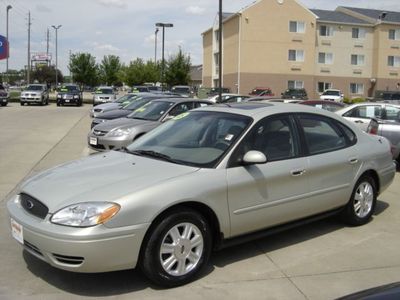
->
[[320, 89, 344, 102]]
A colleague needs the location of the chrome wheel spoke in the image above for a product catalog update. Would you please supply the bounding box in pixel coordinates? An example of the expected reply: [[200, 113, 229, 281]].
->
[[160, 243, 175, 254], [187, 251, 200, 264], [163, 255, 177, 271], [182, 224, 193, 240], [169, 227, 181, 244], [354, 181, 374, 218], [176, 258, 186, 275], [354, 201, 361, 213], [190, 235, 202, 248]]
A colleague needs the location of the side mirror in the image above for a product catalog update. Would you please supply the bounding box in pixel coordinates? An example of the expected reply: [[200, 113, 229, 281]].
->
[[162, 115, 174, 122], [242, 150, 267, 165]]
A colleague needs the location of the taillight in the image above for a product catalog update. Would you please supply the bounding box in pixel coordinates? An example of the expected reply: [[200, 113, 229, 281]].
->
[[369, 126, 378, 135]]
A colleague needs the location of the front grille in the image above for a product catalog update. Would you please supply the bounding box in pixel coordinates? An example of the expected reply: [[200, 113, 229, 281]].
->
[[93, 130, 107, 136], [24, 240, 43, 257], [20, 193, 49, 219], [52, 253, 84, 265], [90, 144, 106, 150]]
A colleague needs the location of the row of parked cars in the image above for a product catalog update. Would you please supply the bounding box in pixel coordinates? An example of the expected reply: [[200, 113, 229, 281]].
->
[[248, 87, 344, 102], [8, 89, 397, 287]]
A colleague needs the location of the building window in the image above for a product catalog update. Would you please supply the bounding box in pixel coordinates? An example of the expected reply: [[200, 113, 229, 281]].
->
[[319, 25, 333, 36], [288, 50, 304, 62], [350, 83, 364, 94], [318, 52, 333, 64], [389, 29, 400, 40], [289, 21, 305, 33], [388, 56, 400, 67], [317, 82, 332, 93], [352, 28, 366, 39], [288, 80, 304, 89], [351, 54, 365, 66], [214, 30, 220, 42]]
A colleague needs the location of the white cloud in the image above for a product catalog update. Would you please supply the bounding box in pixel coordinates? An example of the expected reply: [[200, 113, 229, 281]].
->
[[186, 6, 206, 15], [91, 42, 121, 52], [97, 0, 127, 9], [36, 5, 52, 13], [95, 31, 103, 36]]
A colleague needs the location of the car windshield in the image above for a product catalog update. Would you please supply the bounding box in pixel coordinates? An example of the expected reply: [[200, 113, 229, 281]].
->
[[60, 85, 78, 92], [26, 85, 44, 91], [323, 90, 340, 96], [116, 94, 136, 103], [172, 87, 190, 93], [124, 98, 153, 111], [127, 100, 174, 121], [95, 88, 113, 94], [126, 111, 252, 168]]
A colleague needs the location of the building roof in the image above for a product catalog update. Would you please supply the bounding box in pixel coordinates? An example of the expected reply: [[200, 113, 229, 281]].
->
[[340, 6, 400, 24], [311, 9, 372, 25], [222, 12, 235, 21]]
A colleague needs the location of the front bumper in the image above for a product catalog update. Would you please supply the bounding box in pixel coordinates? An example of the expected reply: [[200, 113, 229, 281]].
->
[[0, 97, 8, 104], [20, 97, 42, 103], [7, 194, 149, 273], [57, 98, 81, 105], [87, 132, 132, 151]]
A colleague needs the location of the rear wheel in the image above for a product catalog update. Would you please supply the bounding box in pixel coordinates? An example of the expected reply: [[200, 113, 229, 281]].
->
[[341, 175, 377, 226], [140, 208, 212, 287]]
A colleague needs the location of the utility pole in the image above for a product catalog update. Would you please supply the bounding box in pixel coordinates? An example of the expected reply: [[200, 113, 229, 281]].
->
[[154, 28, 159, 63], [52, 25, 62, 88], [69, 50, 72, 83], [6, 5, 12, 80], [155, 23, 173, 91], [27, 11, 31, 84], [218, 0, 223, 102], [46, 28, 50, 66]]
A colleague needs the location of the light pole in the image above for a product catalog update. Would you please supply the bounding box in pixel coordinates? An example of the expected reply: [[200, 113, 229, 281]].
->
[[155, 22, 173, 90], [52, 25, 62, 89], [154, 28, 159, 63], [218, 0, 223, 102], [6, 5, 12, 80]]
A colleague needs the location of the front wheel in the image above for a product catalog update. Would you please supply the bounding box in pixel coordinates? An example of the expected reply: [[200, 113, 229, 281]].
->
[[140, 208, 212, 287], [341, 175, 377, 226]]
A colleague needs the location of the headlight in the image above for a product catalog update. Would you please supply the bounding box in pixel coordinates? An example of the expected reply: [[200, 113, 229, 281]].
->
[[73, 95, 79, 99], [57, 94, 61, 98], [107, 128, 132, 137], [51, 202, 120, 227]]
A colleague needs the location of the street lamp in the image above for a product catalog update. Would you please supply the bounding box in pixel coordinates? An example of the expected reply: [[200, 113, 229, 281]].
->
[[6, 5, 12, 79], [155, 22, 173, 90], [52, 25, 62, 89], [154, 28, 159, 63], [218, 0, 223, 102]]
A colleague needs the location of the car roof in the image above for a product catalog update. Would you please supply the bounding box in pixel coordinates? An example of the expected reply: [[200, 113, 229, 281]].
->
[[151, 98, 211, 104], [301, 100, 344, 106]]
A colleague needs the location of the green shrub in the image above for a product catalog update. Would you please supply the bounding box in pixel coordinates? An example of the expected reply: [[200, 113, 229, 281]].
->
[[343, 97, 366, 104]]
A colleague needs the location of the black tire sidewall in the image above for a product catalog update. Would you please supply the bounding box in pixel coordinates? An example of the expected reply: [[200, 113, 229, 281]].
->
[[140, 209, 212, 287]]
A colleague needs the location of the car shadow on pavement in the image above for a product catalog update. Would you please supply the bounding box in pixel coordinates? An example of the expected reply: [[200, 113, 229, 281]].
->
[[22, 201, 389, 295]]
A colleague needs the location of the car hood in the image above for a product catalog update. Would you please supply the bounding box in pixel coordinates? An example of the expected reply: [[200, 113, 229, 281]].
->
[[59, 91, 80, 95], [94, 117, 158, 131], [98, 109, 132, 120], [94, 102, 120, 110], [94, 94, 113, 97], [21, 151, 199, 212]]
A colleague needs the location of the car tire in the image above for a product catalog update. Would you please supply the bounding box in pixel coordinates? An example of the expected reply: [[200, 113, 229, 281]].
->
[[1, 103, 6, 107], [20, 102, 24, 106], [140, 208, 212, 287], [341, 175, 377, 226], [57, 102, 60, 107]]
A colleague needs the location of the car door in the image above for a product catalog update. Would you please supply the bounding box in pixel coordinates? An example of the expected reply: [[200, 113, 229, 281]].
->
[[226, 114, 309, 237], [296, 114, 359, 211], [341, 104, 383, 131]]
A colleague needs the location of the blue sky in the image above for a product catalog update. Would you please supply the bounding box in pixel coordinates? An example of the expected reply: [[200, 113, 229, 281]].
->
[[0, 0, 399, 75]]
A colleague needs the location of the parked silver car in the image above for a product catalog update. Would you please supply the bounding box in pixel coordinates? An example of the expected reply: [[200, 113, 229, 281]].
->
[[88, 98, 212, 151], [336, 102, 400, 132], [20, 84, 49, 106], [7, 103, 396, 287], [90, 93, 144, 118], [93, 86, 117, 106]]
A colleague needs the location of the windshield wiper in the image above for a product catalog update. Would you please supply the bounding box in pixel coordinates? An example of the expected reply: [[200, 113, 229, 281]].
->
[[130, 150, 177, 163]]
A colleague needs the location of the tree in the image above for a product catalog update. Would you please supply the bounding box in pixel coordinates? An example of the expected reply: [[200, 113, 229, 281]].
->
[[164, 49, 191, 87], [99, 55, 122, 86], [31, 65, 63, 85], [122, 58, 146, 86], [68, 53, 99, 88]]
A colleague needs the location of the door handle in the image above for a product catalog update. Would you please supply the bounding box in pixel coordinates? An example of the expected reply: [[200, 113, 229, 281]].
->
[[349, 157, 358, 164], [354, 120, 364, 124], [291, 169, 306, 176]]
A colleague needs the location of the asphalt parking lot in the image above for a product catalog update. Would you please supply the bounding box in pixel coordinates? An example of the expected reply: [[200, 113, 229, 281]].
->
[[1, 103, 400, 299]]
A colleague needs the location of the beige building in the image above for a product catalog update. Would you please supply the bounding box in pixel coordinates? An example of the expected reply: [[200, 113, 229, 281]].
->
[[202, 0, 400, 99]]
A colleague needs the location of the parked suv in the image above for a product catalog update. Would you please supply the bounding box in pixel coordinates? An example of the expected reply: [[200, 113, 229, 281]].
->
[[281, 88, 308, 100], [170, 85, 194, 97], [249, 87, 274, 97], [0, 84, 9, 106], [93, 86, 117, 106], [20, 84, 49, 106], [57, 84, 82, 106]]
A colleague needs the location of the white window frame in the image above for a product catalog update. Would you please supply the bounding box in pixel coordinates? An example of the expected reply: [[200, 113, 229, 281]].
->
[[318, 52, 333, 64], [319, 25, 334, 37], [352, 27, 366, 39], [351, 54, 365, 66], [388, 56, 400, 67], [389, 29, 400, 40], [289, 21, 305, 33], [288, 80, 304, 89], [350, 83, 364, 94], [288, 49, 304, 62]]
